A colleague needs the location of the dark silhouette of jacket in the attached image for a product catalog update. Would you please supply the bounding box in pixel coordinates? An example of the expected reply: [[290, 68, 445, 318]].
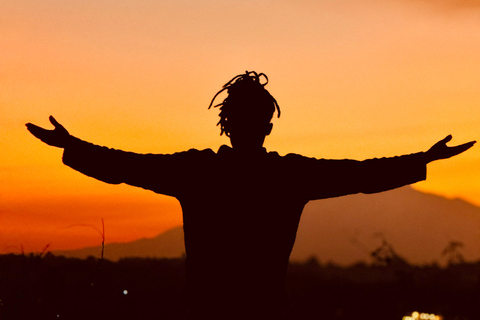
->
[[62, 137, 427, 319]]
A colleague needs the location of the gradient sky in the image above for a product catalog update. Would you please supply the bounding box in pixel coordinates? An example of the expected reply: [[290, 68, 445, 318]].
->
[[2, 0, 479, 254]]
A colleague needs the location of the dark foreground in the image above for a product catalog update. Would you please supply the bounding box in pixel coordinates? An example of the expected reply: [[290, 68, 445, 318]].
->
[[1, 253, 479, 320]]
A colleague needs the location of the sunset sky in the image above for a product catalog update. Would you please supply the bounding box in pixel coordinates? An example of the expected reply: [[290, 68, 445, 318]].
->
[[2, 0, 479, 254]]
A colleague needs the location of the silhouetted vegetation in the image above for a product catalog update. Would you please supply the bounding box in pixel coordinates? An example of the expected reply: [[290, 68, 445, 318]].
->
[[1, 253, 480, 320]]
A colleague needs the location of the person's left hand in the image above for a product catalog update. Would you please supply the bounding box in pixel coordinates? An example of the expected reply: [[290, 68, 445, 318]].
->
[[425, 135, 476, 163]]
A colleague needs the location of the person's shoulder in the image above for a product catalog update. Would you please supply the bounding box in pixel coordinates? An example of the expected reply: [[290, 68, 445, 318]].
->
[[278, 152, 317, 162], [265, 151, 321, 168], [175, 148, 217, 157], [162, 148, 216, 168], [185, 148, 216, 154]]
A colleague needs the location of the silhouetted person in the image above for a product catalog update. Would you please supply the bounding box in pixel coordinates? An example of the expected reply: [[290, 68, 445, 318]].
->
[[27, 71, 475, 320]]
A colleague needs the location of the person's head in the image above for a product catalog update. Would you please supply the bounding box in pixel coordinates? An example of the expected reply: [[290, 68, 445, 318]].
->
[[209, 71, 280, 151]]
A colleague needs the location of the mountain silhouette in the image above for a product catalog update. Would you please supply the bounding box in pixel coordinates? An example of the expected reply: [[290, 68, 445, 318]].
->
[[292, 186, 480, 265], [54, 186, 480, 265]]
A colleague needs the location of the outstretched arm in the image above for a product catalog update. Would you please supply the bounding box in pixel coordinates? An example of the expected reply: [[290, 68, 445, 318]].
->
[[304, 135, 476, 200], [26, 116, 191, 197], [425, 135, 476, 163], [26, 116, 71, 148], [26, 115, 149, 186]]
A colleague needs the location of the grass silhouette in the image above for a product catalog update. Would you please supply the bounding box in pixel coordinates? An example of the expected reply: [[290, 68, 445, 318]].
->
[[1, 253, 480, 320]]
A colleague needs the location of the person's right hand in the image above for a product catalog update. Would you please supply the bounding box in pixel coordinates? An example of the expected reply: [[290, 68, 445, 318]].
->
[[26, 116, 70, 148]]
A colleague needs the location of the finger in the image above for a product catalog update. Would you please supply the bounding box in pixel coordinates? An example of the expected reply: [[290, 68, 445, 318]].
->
[[451, 141, 476, 150], [26, 123, 45, 132], [449, 141, 476, 157], [460, 141, 476, 150], [49, 115, 60, 128], [26, 123, 48, 139], [442, 134, 453, 144]]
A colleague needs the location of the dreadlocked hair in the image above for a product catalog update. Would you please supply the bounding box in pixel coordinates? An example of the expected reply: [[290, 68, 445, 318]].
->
[[208, 71, 280, 136]]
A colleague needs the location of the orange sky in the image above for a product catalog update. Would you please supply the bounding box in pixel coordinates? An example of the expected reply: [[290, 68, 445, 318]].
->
[[2, 0, 479, 254]]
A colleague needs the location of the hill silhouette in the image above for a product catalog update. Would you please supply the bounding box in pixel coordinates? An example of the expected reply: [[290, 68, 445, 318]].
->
[[293, 185, 480, 265], [54, 186, 480, 265]]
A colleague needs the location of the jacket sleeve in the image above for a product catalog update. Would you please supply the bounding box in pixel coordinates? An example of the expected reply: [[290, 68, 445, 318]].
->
[[62, 136, 195, 197], [289, 152, 428, 201]]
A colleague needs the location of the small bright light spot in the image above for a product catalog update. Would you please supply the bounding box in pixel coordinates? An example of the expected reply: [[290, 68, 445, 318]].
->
[[123, 289, 128, 295], [403, 312, 442, 320], [420, 313, 436, 320], [57, 315, 60, 318]]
